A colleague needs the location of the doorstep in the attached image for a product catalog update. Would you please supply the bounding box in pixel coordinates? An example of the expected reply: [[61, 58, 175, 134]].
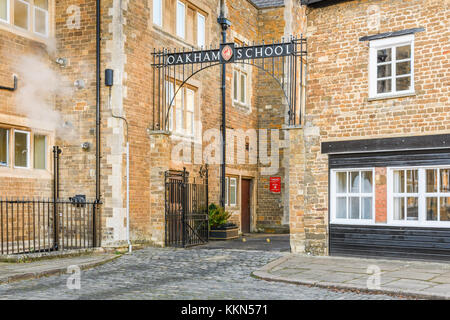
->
[[252, 254, 450, 299]]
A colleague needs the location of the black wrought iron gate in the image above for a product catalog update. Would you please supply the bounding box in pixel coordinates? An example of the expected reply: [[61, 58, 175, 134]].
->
[[165, 168, 209, 247]]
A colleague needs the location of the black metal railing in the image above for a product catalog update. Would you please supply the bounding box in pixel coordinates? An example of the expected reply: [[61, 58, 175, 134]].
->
[[165, 168, 209, 247], [0, 198, 100, 255]]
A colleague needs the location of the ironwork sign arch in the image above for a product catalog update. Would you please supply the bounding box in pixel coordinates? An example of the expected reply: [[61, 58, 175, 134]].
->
[[151, 36, 307, 131]]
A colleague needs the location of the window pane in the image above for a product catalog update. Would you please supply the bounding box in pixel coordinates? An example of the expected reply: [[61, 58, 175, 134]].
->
[[186, 89, 194, 135], [233, 71, 238, 101], [440, 169, 450, 193], [362, 171, 373, 193], [336, 172, 347, 193], [153, 0, 162, 26], [225, 177, 228, 206], [34, 7, 47, 35], [394, 170, 405, 193], [440, 197, 450, 222], [349, 197, 359, 219], [406, 197, 418, 220], [34, 135, 46, 169], [350, 172, 359, 193], [14, 0, 29, 29], [396, 45, 411, 60], [377, 79, 391, 94], [240, 74, 246, 103], [186, 89, 194, 112], [230, 178, 236, 205], [396, 77, 411, 91], [0, 0, 7, 21], [175, 89, 184, 131], [406, 169, 418, 193], [426, 197, 438, 221], [361, 197, 372, 219], [166, 82, 174, 131], [0, 128, 7, 166], [396, 61, 411, 75], [34, 0, 47, 10], [336, 197, 347, 219], [426, 169, 438, 193], [393, 197, 405, 220], [14, 131, 28, 168], [176, 1, 185, 38], [377, 64, 391, 78], [377, 48, 391, 63], [197, 13, 205, 47]]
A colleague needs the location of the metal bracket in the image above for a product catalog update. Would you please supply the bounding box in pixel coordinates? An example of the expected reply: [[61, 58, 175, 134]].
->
[[0, 75, 17, 91]]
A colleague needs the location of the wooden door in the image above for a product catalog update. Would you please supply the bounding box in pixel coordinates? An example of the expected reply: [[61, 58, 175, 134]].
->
[[241, 179, 251, 233]]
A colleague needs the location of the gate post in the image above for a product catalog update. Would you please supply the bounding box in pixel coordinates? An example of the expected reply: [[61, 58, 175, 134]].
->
[[52, 146, 61, 250], [182, 167, 187, 247]]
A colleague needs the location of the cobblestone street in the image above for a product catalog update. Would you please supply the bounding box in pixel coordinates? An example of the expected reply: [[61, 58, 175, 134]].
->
[[0, 247, 398, 300]]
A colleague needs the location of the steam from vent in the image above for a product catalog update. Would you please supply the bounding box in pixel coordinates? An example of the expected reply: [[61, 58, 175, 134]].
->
[[14, 55, 78, 142]]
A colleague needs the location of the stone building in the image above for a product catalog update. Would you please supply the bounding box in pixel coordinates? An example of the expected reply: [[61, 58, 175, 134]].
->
[[0, 0, 305, 249], [290, 0, 449, 260], [1, 0, 448, 261]]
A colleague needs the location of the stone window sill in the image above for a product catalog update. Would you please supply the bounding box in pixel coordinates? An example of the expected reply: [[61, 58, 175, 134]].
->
[[368, 92, 416, 102]]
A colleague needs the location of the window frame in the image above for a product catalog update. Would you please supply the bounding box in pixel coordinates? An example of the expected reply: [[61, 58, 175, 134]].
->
[[0, 0, 50, 38], [232, 68, 248, 107], [225, 176, 238, 207], [196, 12, 205, 48], [152, 0, 163, 27], [33, 133, 47, 170], [387, 166, 450, 227], [13, 0, 30, 31], [0, 127, 9, 167], [0, 0, 10, 23], [330, 168, 376, 225], [33, 0, 48, 36], [369, 34, 415, 99], [166, 79, 196, 137], [13, 129, 30, 169], [176, 0, 185, 39]]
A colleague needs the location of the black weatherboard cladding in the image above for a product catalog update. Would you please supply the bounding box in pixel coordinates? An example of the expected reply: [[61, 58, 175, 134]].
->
[[327, 135, 450, 261]]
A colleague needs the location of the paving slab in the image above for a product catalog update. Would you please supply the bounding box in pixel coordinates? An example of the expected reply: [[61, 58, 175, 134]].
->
[[253, 254, 450, 299], [0, 253, 119, 285]]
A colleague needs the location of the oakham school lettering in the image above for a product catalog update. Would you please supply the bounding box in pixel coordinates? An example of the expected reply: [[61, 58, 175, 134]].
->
[[165, 42, 294, 66]]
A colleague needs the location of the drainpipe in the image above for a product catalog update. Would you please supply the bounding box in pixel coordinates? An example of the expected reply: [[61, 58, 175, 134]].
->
[[105, 69, 132, 254], [217, 1, 231, 208], [96, 0, 101, 204]]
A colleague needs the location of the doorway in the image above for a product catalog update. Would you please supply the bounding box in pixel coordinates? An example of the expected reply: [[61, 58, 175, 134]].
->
[[241, 179, 251, 234]]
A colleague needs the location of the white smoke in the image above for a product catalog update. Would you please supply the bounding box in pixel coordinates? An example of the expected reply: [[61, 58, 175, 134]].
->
[[14, 55, 77, 142]]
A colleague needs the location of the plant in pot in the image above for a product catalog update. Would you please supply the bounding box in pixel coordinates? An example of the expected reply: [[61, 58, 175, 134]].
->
[[208, 203, 239, 240]]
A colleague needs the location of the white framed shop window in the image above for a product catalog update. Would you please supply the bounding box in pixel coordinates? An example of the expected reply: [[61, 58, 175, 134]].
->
[[369, 34, 415, 99], [330, 168, 375, 225], [387, 166, 450, 227]]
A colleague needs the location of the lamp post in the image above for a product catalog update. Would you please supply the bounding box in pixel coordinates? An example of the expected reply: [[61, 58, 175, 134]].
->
[[217, 4, 231, 208]]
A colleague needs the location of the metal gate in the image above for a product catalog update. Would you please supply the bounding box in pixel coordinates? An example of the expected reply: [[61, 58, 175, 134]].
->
[[165, 167, 209, 247]]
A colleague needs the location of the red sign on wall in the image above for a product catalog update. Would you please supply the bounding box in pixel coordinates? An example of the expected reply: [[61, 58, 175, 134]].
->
[[270, 177, 281, 193]]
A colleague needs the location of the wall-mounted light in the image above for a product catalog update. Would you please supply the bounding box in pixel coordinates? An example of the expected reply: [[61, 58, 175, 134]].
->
[[81, 142, 91, 151], [55, 57, 68, 67], [74, 79, 85, 90]]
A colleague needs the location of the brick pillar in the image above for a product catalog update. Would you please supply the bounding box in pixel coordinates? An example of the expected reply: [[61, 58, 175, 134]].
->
[[149, 131, 171, 247], [288, 128, 306, 253], [375, 167, 387, 223]]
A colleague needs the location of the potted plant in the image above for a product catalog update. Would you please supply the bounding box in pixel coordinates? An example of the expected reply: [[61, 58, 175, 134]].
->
[[208, 203, 239, 240]]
